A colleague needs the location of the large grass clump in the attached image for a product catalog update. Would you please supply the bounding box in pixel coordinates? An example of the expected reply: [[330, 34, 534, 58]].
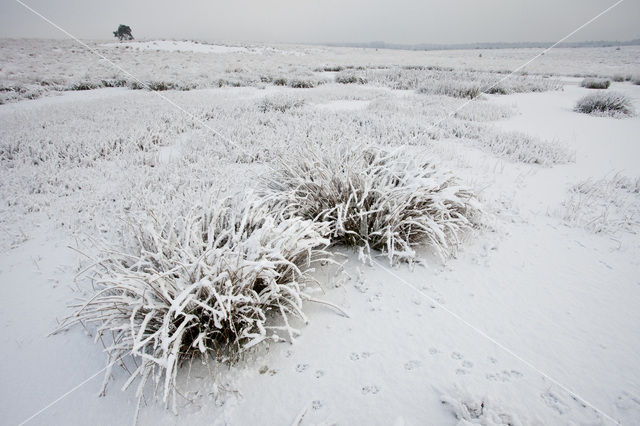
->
[[257, 95, 305, 113], [59, 196, 329, 412], [335, 71, 368, 84], [580, 78, 611, 89], [574, 91, 635, 117], [263, 144, 481, 263]]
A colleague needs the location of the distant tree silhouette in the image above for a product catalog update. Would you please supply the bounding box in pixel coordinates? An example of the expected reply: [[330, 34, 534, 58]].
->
[[113, 25, 134, 41]]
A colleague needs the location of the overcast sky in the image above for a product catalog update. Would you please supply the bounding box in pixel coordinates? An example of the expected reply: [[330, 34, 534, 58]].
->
[[0, 0, 638, 45]]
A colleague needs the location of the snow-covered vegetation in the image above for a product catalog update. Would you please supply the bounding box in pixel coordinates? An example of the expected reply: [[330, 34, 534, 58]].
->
[[337, 66, 561, 97], [335, 71, 368, 85], [580, 78, 611, 89], [58, 196, 330, 413], [417, 80, 482, 99], [574, 91, 635, 117], [263, 145, 481, 263], [8, 38, 637, 104], [562, 174, 640, 234], [479, 130, 574, 165], [257, 94, 305, 113]]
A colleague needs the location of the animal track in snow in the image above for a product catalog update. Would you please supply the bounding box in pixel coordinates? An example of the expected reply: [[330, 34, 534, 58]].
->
[[295, 364, 309, 373], [354, 276, 368, 293], [541, 391, 569, 414], [615, 391, 640, 410], [362, 385, 380, 395], [451, 352, 463, 360], [404, 360, 421, 371], [486, 370, 523, 382], [350, 351, 371, 361], [368, 292, 382, 304], [314, 370, 324, 378]]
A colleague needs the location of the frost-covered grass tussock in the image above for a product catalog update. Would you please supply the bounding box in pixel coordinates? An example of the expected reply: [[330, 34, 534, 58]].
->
[[574, 91, 635, 117], [580, 78, 611, 89], [335, 71, 368, 85], [263, 144, 481, 263], [257, 94, 305, 113], [58, 196, 329, 413], [611, 73, 640, 83], [478, 130, 575, 165], [562, 174, 640, 234], [417, 80, 482, 99], [611, 74, 629, 82]]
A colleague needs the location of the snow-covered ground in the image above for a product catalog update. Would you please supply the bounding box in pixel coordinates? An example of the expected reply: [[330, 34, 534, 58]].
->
[[1, 39, 640, 425], [100, 40, 304, 56], [101, 40, 251, 54]]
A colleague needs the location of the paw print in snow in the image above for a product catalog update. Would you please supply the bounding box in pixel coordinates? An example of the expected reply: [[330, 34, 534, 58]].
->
[[541, 391, 569, 414], [296, 364, 309, 373], [615, 391, 640, 410], [486, 370, 523, 382], [362, 385, 380, 395], [404, 360, 421, 371], [351, 351, 371, 361]]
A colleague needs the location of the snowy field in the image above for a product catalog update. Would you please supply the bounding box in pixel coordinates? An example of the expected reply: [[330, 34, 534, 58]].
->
[[1, 39, 640, 425]]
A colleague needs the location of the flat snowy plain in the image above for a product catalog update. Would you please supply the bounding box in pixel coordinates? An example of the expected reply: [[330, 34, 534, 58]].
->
[[1, 39, 640, 425]]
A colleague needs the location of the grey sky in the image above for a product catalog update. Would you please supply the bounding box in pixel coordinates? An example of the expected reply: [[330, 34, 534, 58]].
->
[[1, 0, 638, 45]]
